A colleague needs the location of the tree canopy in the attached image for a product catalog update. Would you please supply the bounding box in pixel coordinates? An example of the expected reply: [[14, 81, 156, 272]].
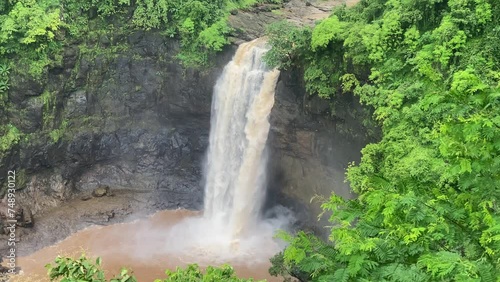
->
[[265, 0, 500, 281]]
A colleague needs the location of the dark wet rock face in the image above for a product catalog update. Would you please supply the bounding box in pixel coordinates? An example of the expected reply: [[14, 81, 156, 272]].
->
[[0, 32, 234, 254], [0, 29, 368, 254], [267, 71, 369, 235], [4, 31, 232, 214]]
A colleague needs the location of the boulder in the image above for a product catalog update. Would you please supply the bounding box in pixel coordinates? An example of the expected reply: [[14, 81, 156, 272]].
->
[[92, 185, 110, 197]]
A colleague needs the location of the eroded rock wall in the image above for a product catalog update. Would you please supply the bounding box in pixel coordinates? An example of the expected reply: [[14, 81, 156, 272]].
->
[[2, 32, 236, 216], [267, 71, 369, 234], [1, 29, 370, 253]]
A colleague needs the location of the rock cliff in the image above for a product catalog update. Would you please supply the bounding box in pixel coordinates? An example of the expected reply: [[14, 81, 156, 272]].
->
[[0, 0, 370, 255]]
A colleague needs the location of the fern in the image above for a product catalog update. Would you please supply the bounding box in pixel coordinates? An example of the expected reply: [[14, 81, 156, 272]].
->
[[268, 0, 500, 280], [333, 268, 349, 282]]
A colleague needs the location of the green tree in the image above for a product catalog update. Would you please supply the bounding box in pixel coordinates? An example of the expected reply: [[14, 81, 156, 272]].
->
[[263, 20, 311, 71], [0, 0, 62, 77], [267, 0, 500, 281]]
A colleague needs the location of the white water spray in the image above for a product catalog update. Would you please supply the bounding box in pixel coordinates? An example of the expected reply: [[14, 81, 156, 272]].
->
[[163, 38, 293, 264], [204, 38, 280, 238]]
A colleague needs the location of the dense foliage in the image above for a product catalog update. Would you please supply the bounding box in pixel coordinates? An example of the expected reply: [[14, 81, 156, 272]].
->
[[45, 255, 263, 282], [266, 0, 500, 281], [0, 0, 63, 77], [46, 255, 137, 282], [0, 0, 281, 160], [0, 0, 281, 72], [158, 264, 264, 282]]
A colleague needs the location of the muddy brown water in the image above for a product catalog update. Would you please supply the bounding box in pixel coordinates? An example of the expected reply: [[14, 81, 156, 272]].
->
[[11, 210, 282, 282]]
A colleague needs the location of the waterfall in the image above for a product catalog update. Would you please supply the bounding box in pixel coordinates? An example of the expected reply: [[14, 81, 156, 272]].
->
[[203, 38, 280, 238], [164, 39, 291, 263]]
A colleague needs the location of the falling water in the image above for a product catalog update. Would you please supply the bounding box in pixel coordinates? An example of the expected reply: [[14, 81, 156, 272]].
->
[[204, 38, 280, 239], [161, 38, 291, 264]]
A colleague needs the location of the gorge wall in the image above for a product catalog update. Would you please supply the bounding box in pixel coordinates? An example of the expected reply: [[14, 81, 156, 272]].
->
[[0, 26, 369, 253], [268, 71, 368, 231], [4, 31, 229, 215]]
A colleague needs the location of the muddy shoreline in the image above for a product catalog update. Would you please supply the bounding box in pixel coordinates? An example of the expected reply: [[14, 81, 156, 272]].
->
[[8, 203, 282, 282], [2, 190, 169, 258]]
